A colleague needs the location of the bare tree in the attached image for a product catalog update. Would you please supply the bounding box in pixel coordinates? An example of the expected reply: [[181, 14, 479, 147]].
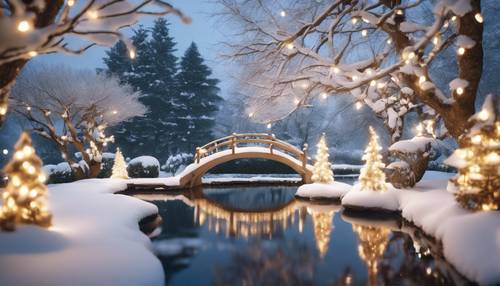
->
[[11, 64, 146, 179], [217, 0, 484, 143], [0, 0, 190, 127]]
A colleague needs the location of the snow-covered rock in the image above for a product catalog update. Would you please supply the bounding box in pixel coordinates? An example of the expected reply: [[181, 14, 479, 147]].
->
[[295, 182, 352, 201], [341, 183, 399, 211]]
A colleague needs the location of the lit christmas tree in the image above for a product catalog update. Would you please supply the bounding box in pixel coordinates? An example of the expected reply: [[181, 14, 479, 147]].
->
[[359, 127, 387, 192], [111, 148, 129, 179], [353, 225, 390, 286], [311, 133, 334, 183], [445, 95, 499, 211], [0, 132, 51, 231]]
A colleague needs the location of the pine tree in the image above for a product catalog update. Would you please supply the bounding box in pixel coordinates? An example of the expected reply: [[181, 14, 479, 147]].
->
[[107, 22, 179, 161], [445, 95, 499, 211], [176, 42, 222, 152], [102, 40, 131, 83], [111, 148, 129, 179], [359, 127, 387, 192], [0, 132, 51, 231], [311, 133, 334, 183]]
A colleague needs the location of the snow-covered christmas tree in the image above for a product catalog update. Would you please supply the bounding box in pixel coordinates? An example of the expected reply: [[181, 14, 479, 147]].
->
[[445, 95, 499, 211], [111, 148, 129, 179], [311, 133, 334, 183], [0, 132, 51, 231], [359, 127, 387, 192]]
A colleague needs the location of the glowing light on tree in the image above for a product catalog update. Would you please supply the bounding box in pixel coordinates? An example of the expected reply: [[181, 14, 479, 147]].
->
[[311, 133, 334, 183], [359, 127, 387, 192], [353, 225, 390, 286], [310, 209, 334, 258], [445, 95, 499, 211], [0, 132, 52, 231], [111, 148, 129, 179]]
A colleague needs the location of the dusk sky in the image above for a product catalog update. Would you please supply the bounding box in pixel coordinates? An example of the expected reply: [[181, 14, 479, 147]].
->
[[34, 0, 233, 97]]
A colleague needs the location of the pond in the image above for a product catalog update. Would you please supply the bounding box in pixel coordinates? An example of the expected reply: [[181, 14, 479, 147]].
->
[[135, 179, 468, 286]]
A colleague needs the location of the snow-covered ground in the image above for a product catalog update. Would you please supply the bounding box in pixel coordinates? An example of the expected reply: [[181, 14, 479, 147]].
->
[[0, 179, 164, 286], [295, 182, 351, 200], [342, 171, 500, 285]]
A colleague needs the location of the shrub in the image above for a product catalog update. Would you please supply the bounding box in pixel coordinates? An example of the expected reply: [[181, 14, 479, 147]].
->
[[127, 156, 160, 178], [43, 162, 75, 184], [163, 153, 193, 175]]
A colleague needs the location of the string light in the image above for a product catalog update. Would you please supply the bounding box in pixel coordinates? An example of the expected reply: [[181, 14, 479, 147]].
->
[[386, 39, 392, 44], [331, 66, 340, 74], [294, 98, 300, 105], [451, 16, 457, 21], [2, 149, 8, 155], [351, 18, 358, 24], [112, 110, 118, 115], [355, 101, 363, 110], [17, 20, 32, 32], [419, 75, 426, 85], [352, 75, 358, 81], [370, 80, 376, 87], [248, 112, 254, 118], [129, 49, 136, 59], [377, 82, 385, 89], [28, 51, 38, 58], [456, 87, 464, 95], [457, 47, 465, 55], [67, 0, 75, 6], [395, 9, 403, 15], [280, 10, 286, 17], [87, 10, 99, 19], [474, 13, 483, 23], [477, 109, 489, 121], [361, 29, 368, 37], [266, 123, 272, 129], [26, 106, 31, 111], [0, 105, 6, 115], [432, 35, 440, 46], [286, 43, 294, 50]]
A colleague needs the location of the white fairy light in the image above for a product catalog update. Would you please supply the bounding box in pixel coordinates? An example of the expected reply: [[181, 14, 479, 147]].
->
[[361, 29, 368, 37], [331, 66, 340, 74], [419, 75, 426, 84], [474, 13, 483, 23], [321, 92, 327, 99], [248, 112, 254, 118], [2, 149, 8, 155], [112, 110, 118, 115], [87, 10, 99, 19], [280, 10, 286, 17], [477, 109, 489, 121], [457, 47, 465, 55], [17, 20, 32, 32], [28, 51, 38, 58], [266, 123, 272, 129], [351, 18, 358, 24], [370, 80, 376, 87], [67, 0, 75, 6], [26, 106, 31, 111], [387, 39, 392, 44], [377, 82, 386, 89], [286, 43, 294, 50], [294, 98, 300, 105], [129, 49, 136, 59], [456, 87, 464, 95], [355, 101, 363, 110], [451, 16, 457, 21]]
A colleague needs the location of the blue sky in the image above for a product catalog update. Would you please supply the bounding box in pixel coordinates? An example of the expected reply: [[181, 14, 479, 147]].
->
[[35, 0, 233, 97]]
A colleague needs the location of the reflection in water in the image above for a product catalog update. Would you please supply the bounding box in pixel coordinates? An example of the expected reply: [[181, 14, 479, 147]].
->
[[308, 206, 335, 258], [352, 225, 390, 286], [136, 185, 470, 286]]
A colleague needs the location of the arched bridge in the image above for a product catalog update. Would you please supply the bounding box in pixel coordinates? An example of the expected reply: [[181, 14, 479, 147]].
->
[[178, 133, 313, 188]]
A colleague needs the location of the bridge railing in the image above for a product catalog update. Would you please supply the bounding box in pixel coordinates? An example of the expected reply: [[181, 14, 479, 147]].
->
[[193, 133, 309, 169]]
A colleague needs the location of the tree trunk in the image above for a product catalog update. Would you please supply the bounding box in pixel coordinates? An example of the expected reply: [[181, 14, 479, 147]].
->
[[0, 60, 27, 127]]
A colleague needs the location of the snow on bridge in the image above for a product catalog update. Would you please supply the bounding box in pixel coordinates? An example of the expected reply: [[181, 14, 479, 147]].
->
[[178, 133, 313, 188]]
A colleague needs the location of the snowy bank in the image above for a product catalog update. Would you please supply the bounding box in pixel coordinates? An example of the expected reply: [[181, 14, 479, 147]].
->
[[0, 178, 164, 286], [295, 182, 351, 201], [342, 171, 500, 285], [342, 184, 399, 212]]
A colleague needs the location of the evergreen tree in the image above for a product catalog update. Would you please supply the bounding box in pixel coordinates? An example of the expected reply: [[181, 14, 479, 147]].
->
[[176, 42, 222, 151], [111, 148, 129, 179], [104, 21, 180, 161], [359, 127, 387, 192], [102, 40, 131, 83], [1, 132, 51, 231], [311, 133, 334, 183]]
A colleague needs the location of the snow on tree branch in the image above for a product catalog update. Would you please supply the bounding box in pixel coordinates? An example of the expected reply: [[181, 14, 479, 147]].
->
[[11, 63, 146, 179], [218, 0, 483, 141]]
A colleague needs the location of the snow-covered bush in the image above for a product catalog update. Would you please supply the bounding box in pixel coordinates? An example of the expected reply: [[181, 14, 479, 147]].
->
[[97, 153, 116, 178], [163, 153, 193, 175], [127, 156, 160, 178], [43, 163, 75, 184]]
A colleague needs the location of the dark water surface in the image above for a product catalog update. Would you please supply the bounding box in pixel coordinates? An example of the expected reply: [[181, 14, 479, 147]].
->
[[135, 180, 467, 286]]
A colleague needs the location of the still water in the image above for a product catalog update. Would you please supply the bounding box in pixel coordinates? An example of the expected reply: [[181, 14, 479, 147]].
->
[[136, 181, 468, 286]]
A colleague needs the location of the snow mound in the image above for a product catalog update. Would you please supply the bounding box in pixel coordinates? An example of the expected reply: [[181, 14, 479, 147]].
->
[[295, 182, 351, 200], [389, 136, 433, 153], [341, 184, 399, 211], [129, 156, 160, 168], [153, 238, 204, 257]]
